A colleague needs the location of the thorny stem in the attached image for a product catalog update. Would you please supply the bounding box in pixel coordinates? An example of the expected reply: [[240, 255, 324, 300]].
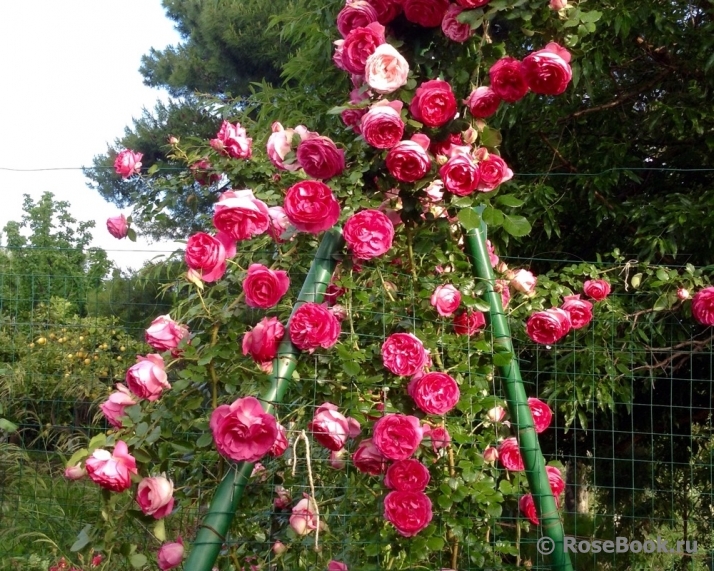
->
[[447, 441, 459, 569], [376, 268, 396, 302], [405, 224, 418, 281], [208, 324, 220, 409]]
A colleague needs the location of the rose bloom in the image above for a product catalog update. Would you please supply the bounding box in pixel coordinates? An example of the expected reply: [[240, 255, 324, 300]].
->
[[270, 424, 289, 457], [290, 495, 319, 535], [439, 153, 480, 196], [308, 402, 361, 451], [487, 239, 499, 267], [366, 0, 402, 24], [213, 189, 270, 242], [528, 397, 553, 433], [344, 209, 395, 260], [190, 158, 221, 186], [114, 149, 142, 178], [453, 310, 486, 335], [487, 406, 507, 423], [583, 279, 611, 301], [483, 446, 499, 463], [511, 269, 537, 295], [210, 120, 252, 159], [64, 463, 86, 480], [100, 383, 136, 428], [242, 317, 285, 371], [126, 354, 170, 402], [430, 284, 461, 317], [519, 494, 539, 526], [330, 449, 347, 469], [475, 151, 514, 192], [273, 541, 287, 556], [284, 180, 341, 234], [341, 22, 386, 74], [185, 232, 235, 283], [692, 286, 714, 325], [384, 490, 433, 537], [677, 287, 690, 301], [266, 122, 307, 171], [498, 437, 524, 471], [289, 302, 341, 352], [561, 294, 593, 329], [409, 79, 457, 128], [365, 43, 409, 94], [333, 39, 347, 71], [242, 264, 290, 309], [106, 214, 128, 239], [409, 372, 460, 415], [145, 315, 189, 353], [441, 5, 473, 43], [526, 308, 572, 345], [373, 413, 423, 460], [353, 438, 388, 475], [522, 42, 572, 96], [337, 1, 379, 37], [361, 100, 405, 149], [385, 459, 431, 491], [85, 441, 137, 492], [274, 485, 292, 510], [465, 86, 502, 118], [403, 0, 449, 27], [381, 332, 429, 376], [210, 396, 279, 462], [136, 476, 175, 519], [328, 561, 349, 571], [342, 107, 367, 133], [456, 0, 491, 6], [495, 279, 511, 308], [296, 135, 345, 180], [426, 426, 451, 452], [547, 465, 565, 497], [386, 139, 431, 183], [267, 206, 294, 243], [550, 0, 567, 8], [157, 540, 184, 571], [489, 57, 529, 103]]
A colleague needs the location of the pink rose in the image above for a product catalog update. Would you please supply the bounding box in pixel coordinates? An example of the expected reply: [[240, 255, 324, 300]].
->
[[384, 458, 431, 491], [483, 446, 499, 463], [465, 86, 502, 118], [114, 150, 142, 178], [386, 139, 431, 182], [289, 302, 341, 352], [561, 294, 593, 329], [297, 135, 345, 180], [423, 425, 451, 452], [136, 476, 175, 519], [342, 107, 367, 133], [242, 317, 285, 370], [550, 0, 567, 8], [373, 413, 423, 460], [290, 495, 319, 535], [333, 39, 347, 71], [284, 180, 341, 234], [456, 0, 491, 6], [495, 279, 511, 308], [126, 354, 170, 401], [330, 449, 347, 469], [408, 372, 460, 415], [157, 540, 184, 571], [677, 288, 690, 301], [190, 158, 221, 185], [328, 561, 349, 571], [547, 465, 565, 497], [341, 22, 386, 74], [526, 308, 572, 345], [353, 438, 388, 474], [430, 284, 462, 317], [519, 494, 539, 525], [692, 286, 714, 325], [522, 43, 572, 96], [270, 424, 289, 457], [439, 153, 480, 196], [441, 5, 473, 43], [266, 122, 306, 171], [145, 315, 189, 353], [273, 541, 287, 556], [337, 1, 379, 37], [487, 240, 499, 267], [498, 437, 524, 471], [510, 269, 537, 295], [381, 332, 429, 376], [528, 397, 553, 433], [210, 120, 252, 159], [365, 44, 409, 94], [85, 441, 137, 492], [384, 490, 433, 537], [267, 206, 294, 243], [366, 0, 402, 24], [308, 402, 361, 451], [403, 0, 449, 27], [274, 485, 292, 509], [489, 57, 529, 103], [344, 209, 395, 260], [213, 189, 270, 242], [64, 464, 86, 480], [100, 383, 137, 428], [453, 310, 486, 335], [487, 406, 507, 423], [106, 214, 129, 239], [361, 100, 405, 149], [210, 396, 279, 462], [243, 264, 290, 309], [583, 279, 611, 301], [185, 232, 234, 283], [409, 80, 457, 128], [475, 151, 514, 192]]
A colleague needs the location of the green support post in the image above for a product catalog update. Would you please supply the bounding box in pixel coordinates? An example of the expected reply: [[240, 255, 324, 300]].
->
[[185, 228, 345, 571], [463, 208, 574, 571]]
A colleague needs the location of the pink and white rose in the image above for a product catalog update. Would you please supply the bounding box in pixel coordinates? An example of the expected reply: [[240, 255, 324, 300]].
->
[[210, 396, 279, 463]]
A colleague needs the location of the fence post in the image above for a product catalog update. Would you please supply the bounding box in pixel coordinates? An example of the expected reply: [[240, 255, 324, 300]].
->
[[463, 207, 573, 571], [185, 228, 345, 571]]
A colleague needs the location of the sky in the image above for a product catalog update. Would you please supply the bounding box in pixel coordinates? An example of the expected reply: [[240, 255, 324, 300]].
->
[[0, 1, 183, 270]]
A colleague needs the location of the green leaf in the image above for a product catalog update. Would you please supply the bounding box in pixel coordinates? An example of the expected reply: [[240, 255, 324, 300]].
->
[[196, 432, 214, 448], [493, 352, 513, 367], [452, 196, 473, 208], [482, 206, 504, 227], [479, 126, 502, 148], [496, 194, 524, 208], [630, 273, 642, 289], [456, 9, 484, 30], [653, 293, 670, 312], [503, 214, 532, 237], [579, 10, 602, 23], [0, 418, 18, 432], [71, 525, 92, 552], [655, 269, 669, 282], [130, 554, 148, 569], [126, 228, 137, 242], [457, 208, 481, 230], [342, 360, 360, 377], [153, 519, 166, 542], [427, 536, 446, 550], [326, 105, 348, 115]]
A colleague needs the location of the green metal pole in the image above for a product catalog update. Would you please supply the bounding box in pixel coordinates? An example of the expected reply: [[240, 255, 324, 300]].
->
[[185, 228, 345, 571], [463, 208, 573, 571]]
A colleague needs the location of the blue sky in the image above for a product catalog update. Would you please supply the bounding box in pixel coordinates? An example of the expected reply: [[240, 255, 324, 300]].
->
[[0, 1, 183, 270]]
